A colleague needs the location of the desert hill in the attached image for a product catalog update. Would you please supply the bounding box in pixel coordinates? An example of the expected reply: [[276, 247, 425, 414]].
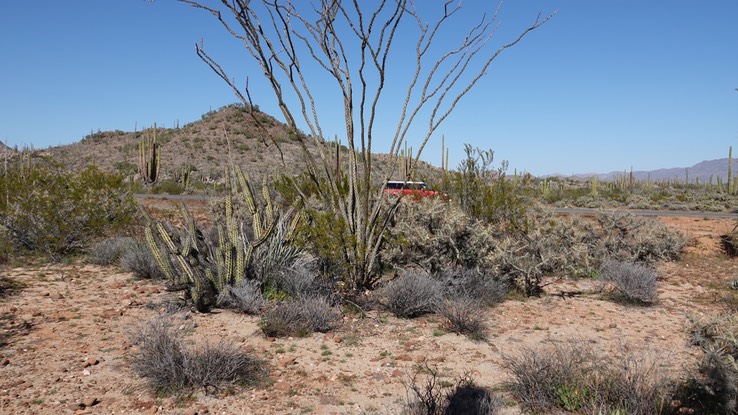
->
[[41, 104, 441, 188]]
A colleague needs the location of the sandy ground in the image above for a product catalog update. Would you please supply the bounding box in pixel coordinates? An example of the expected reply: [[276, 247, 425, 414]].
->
[[1, 215, 736, 415]]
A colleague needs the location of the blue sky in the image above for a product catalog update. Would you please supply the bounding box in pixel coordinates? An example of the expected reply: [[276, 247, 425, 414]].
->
[[1, 1, 736, 176]]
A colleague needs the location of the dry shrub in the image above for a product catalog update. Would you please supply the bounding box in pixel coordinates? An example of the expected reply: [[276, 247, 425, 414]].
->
[[504, 340, 672, 414], [598, 260, 659, 304], [218, 279, 264, 315], [128, 314, 263, 395], [88, 236, 135, 266], [120, 239, 167, 279], [437, 267, 508, 307], [259, 296, 341, 337], [598, 211, 688, 263], [437, 296, 487, 341], [386, 198, 495, 274], [404, 364, 502, 415], [383, 270, 443, 318]]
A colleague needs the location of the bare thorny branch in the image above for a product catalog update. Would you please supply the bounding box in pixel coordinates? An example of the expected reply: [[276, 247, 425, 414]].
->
[[179, 0, 554, 289]]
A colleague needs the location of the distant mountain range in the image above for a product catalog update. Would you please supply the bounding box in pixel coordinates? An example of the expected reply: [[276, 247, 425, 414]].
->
[[561, 158, 734, 183]]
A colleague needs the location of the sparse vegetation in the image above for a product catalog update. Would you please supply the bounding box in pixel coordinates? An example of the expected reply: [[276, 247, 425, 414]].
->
[[436, 296, 487, 341], [598, 260, 659, 304], [259, 296, 341, 338], [505, 340, 672, 414], [404, 364, 502, 415], [120, 238, 168, 279], [128, 314, 264, 395]]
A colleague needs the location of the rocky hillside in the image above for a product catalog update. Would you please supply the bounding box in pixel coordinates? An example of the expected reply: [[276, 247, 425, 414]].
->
[[40, 104, 441, 187]]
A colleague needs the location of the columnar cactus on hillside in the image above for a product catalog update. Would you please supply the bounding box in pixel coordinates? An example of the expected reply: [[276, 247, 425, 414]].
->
[[139, 124, 161, 185]]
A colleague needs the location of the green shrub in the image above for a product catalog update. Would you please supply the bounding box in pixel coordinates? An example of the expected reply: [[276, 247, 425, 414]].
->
[[0, 164, 137, 259]]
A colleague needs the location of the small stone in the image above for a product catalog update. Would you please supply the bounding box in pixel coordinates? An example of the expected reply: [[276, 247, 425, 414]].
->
[[50, 293, 64, 300], [395, 354, 413, 361], [609, 323, 618, 329], [391, 369, 404, 378], [279, 357, 297, 367], [83, 397, 98, 407], [1, 359, 9, 366], [84, 357, 100, 367], [144, 407, 158, 415], [82, 369, 91, 376], [274, 382, 291, 391]]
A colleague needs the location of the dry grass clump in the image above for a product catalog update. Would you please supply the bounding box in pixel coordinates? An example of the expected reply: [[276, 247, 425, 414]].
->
[[218, 279, 264, 315], [504, 340, 672, 414], [88, 236, 135, 266], [120, 239, 168, 279], [128, 314, 264, 395], [598, 260, 659, 304], [259, 296, 341, 337], [383, 270, 443, 318]]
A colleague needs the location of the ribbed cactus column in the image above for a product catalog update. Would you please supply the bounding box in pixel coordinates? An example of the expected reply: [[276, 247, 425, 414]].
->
[[139, 124, 161, 185]]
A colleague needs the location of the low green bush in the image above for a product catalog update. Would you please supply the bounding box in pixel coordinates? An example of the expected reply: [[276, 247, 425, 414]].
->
[[0, 164, 137, 259]]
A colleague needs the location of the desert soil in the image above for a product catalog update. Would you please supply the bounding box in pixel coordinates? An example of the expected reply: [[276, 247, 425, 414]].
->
[[1, 215, 736, 415]]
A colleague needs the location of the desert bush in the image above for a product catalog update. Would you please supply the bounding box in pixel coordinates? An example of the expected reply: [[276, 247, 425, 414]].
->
[[404, 364, 502, 415], [88, 236, 135, 266], [386, 198, 496, 274], [128, 315, 264, 394], [598, 260, 659, 304], [504, 340, 671, 414], [0, 164, 137, 259], [120, 238, 168, 279], [436, 267, 508, 307], [436, 296, 487, 341], [441, 144, 529, 229], [598, 211, 688, 263], [217, 278, 264, 314], [259, 296, 341, 337], [383, 271, 443, 318]]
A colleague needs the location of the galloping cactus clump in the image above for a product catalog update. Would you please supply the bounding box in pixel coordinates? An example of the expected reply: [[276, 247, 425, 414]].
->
[[145, 165, 300, 312]]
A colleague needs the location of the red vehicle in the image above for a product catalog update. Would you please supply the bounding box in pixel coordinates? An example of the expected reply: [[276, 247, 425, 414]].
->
[[382, 181, 444, 199]]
